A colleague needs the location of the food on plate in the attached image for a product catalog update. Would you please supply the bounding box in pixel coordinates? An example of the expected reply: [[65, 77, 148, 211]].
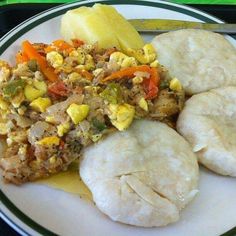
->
[[80, 120, 199, 227], [0, 38, 184, 184], [177, 86, 236, 176], [61, 4, 144, 51], [151, 29, 236, 95]]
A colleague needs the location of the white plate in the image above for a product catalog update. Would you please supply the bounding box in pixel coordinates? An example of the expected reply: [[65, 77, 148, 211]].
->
[[0, 1, 236, 236]]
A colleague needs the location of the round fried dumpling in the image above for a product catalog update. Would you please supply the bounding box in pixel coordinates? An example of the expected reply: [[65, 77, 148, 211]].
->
[[151, 29, 236, 95], [80, 120, 199, 227], [177, 86, 236, 176]]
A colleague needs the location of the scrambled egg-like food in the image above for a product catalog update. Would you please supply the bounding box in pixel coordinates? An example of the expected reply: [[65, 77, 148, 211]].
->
[[0, 39, 184, 184]]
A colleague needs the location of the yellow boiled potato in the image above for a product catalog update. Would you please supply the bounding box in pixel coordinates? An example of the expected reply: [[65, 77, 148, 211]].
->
[[61, 7, 120, 49]]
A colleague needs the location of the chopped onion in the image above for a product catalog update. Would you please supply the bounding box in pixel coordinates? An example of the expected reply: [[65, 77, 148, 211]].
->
[[134, 71, 150, 78]]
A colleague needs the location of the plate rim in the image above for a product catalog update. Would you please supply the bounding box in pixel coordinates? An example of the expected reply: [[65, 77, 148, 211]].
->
[[0, 0, 235, 235]]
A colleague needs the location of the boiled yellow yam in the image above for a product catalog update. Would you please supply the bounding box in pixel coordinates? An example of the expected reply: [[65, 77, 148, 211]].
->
[[61, 4, 144, 51], [61, 7, 120, 49], [93, 4, 144, 50]]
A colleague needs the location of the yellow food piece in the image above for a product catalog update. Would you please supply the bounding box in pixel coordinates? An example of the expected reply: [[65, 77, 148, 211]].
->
[[11, 91, 25, 108], [37, 136, 60, 146], [18, 144, 27, 156], [72, 48, 85, 64], [138, 97, 148, 111], [6, 130, 27, 146], [93, 4, 144, 51], [45, 116, 57, 124], [61, 4, 144, 51], [46, 51, 64, 68], [109, 52, 137, 68], [24, 80, 47, 102], [108, 103, 135, 131], [76, 54, 95, 71], [30, 97, 52, 112], [0, 123, 8, 135], [127, 43, 156, 64], [61, 7, 120, 49], [66, 103, 90, 125], [132, 76, 143, 84], [91, 133, 102, 142], [67, 72, 82, 83], [150, 59, 159, 68], [17, 106, 27, 116], [57, 122, 70, 137], [0, 60, 11, 82], [49, 156, 57, 164], [169, 78, 182, 92], [92, 68, 103, 77], [0, 97, 9, 110]]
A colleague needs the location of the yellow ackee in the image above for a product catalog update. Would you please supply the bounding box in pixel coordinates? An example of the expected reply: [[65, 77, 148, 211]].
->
[[109, 52, 137, 68], [36, 136, 60, 146], [169, 78, 182, 92], [0, 123, 8, 135], [24, 80, 47, 102], [45, 116, 57, 124], [11, 92, 25, 108], [126, 44, 156, 64], [138, 97, 148, 111], [0, 97, 9, 110], [30, 97, 52, 112], [66, 103, 90, 125], [108, 103, 135, 131], [46, 51, 64, 68], [57, 122, 70, 137]]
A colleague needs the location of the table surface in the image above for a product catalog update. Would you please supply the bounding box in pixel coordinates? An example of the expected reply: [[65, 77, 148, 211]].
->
[[0, 3, 236, 236]]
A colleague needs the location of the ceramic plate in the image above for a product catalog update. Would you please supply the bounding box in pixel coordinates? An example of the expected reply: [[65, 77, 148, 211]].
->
[[0, 1, 236, 235]]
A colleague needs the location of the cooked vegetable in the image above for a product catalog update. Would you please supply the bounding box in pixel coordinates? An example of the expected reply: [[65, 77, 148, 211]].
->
[[109, 52, 137, 68], [93, 4, 144, 50], [126, 44, 156, 64], [45, 39, 74, 53], [27, 60, 38, 72], [100, 82, 121, 104], [30, 97, 52, 112], [92, 118, 107, 132], [16, 52, 28, 64], [108, 103, 135, 131], [169, 78, 182, 92], [61, 6, 121, 49], [36, 136, 60, 146], [48, 81, 68, 97], [24, 80, 47, 101], [138, 97, 148, 111], [66, 104, 90, 124], [0, 38, 184, 185], [143, 67, 160, 100], [3, 79, 26, 98], [46, 51, 64, 68], [102, 65, 151, 82], [0, 97, 8, 110], [22, 40, 58, 81], [61, 4, 144, 51], [57, 122, 70, 137]]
